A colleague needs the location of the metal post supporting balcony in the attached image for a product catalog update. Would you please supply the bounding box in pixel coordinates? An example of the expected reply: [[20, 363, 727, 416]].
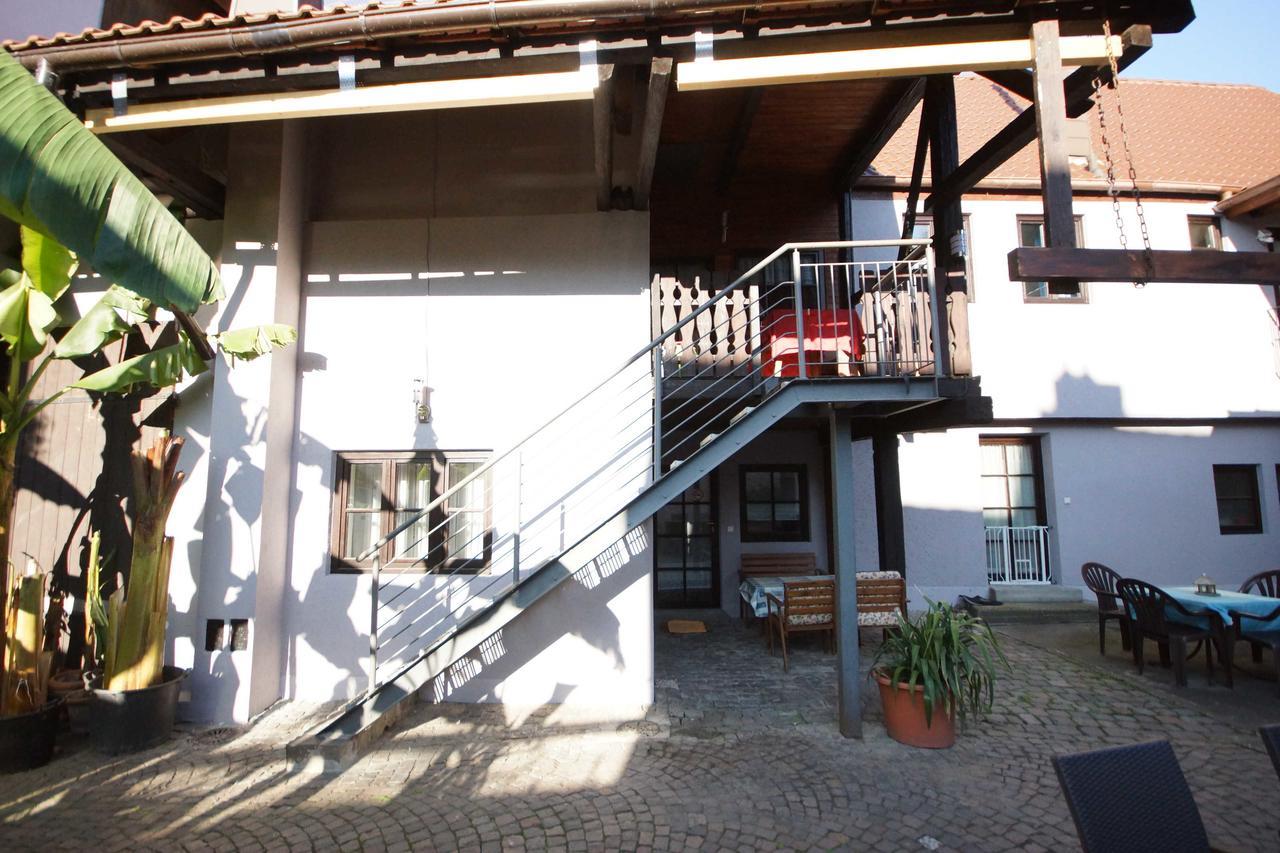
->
[[513, 449, 522, 585]]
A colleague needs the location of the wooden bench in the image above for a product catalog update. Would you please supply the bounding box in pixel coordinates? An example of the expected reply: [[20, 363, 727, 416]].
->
[[738, 552, 820, 621]]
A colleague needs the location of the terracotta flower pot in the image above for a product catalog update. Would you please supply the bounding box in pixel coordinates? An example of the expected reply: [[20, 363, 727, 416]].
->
[[875, 670, 956, 749]]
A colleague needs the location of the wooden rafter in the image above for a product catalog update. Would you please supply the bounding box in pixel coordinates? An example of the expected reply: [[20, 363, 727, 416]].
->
[[593, 63, 616, 211], [841, 77, 925, 191], [977, 69, 1034, 100], [925, 24, 1152, 213], [102, 134, 225, 220], [717, 87, 762, 195], [1030, 19, 1075, 249], [633, 57, 672, 210], [1008, 248, 1280, 285]]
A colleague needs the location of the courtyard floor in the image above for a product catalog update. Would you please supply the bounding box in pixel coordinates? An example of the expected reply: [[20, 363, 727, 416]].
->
[[1, 611, 1278, 852]]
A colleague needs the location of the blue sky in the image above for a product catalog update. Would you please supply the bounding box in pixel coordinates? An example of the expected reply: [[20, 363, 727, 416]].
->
[[1126, 1, 1279, 91]]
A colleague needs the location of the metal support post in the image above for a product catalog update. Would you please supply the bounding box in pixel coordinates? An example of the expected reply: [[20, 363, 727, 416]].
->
[[791, 249, 807, 379], [368, 553, 381, 696], [829, 407, 861, 738], [513, 450, 523, 585], [652, 348, 664, 479]]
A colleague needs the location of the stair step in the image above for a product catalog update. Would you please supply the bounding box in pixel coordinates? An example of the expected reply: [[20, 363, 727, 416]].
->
[[989, 584, 1083, 604], [698, 432, 720, 449], [729, 406, 756, 425], [962, 601, 1096, 625]]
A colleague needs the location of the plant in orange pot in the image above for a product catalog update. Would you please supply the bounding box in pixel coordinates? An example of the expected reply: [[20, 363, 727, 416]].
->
[[871, 600, 1007, 749]]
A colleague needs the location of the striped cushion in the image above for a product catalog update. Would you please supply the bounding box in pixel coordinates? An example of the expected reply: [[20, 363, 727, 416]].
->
[[855, 571, 902, 580], [857, 610, 901, 627], [788, 612, 834, 626]]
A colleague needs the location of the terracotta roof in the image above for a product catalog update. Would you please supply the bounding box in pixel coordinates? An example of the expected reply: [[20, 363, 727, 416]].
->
[[870, 75, 1280, 192]]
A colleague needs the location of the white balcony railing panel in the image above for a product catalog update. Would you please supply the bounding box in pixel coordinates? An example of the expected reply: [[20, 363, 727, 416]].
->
[[985, 525, 1052, 584]]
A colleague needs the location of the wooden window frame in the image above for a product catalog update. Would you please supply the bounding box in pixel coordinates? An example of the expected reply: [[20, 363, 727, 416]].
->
[[1188, 215, 1223, 251], [1017, 214, 1088, 304], [979, 436, 1048, 528], [908, 213, 976, 302], [1212, 464, 1262, 535], [739, 464, 810, 542], [329, 450, 492, 573]]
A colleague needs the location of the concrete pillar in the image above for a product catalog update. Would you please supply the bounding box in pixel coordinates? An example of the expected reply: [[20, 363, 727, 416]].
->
[[829, 408, 861, 738], [177, 121, 306, 723]]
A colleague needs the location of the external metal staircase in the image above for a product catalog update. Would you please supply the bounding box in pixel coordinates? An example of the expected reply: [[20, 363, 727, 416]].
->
[[287, 238, 944, 770]]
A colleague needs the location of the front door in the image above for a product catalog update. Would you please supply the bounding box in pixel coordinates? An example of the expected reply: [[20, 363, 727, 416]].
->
[[654, 473, 719, 607]]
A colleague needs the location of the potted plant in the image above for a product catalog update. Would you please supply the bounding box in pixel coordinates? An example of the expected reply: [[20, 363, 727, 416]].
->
[[85, 433, 188, 755], [0, 566, 60, 772], [870, 600, 1007, 749]]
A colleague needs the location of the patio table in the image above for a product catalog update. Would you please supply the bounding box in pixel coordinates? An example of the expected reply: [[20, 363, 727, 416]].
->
[[738, 571, 902, 618], [1165, 587, 1280, 632]]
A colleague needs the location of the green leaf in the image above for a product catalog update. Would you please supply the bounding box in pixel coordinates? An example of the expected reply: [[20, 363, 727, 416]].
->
[[0, 51, 221, 311], [0, 274, 56, 360], [0, 268, 21, 289], [54, 285, 151, 359], [213, 324, 298, 361], [74, 337, 207, 393], [20, 226, 76, 300]]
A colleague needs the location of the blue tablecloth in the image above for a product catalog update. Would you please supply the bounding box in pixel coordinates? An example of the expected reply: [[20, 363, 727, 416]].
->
[[1165, 587, 1280, 632], [739, 575, 828, 618]]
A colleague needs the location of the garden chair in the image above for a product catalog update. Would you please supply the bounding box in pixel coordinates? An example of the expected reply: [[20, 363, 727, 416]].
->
[[1116, 579, 1218, 688], [1052, 740, 1213, 853], [1238, 569, 1280, 663], [1226, 603, 1280, 697], [767, 577, 834, 672], [855, 571, 906, 644], [1081, 562, 1131, 655]]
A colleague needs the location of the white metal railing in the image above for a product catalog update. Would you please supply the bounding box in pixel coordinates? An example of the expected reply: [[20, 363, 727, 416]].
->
[[1269, 307, 1279, 380], [358, 240, 940, 697], [985, 525, 1052, 584]]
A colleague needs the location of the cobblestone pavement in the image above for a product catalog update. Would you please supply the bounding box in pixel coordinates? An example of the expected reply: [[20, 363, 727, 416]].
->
[[1, 612, 1277, 852]]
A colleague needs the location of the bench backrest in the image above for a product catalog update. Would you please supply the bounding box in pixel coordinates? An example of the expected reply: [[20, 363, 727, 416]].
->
[[782, 578, 835, 620], [740, 552, 818, 582]]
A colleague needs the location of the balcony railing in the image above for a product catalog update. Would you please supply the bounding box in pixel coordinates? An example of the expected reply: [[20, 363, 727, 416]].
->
[[985, 525, 1052, 584]]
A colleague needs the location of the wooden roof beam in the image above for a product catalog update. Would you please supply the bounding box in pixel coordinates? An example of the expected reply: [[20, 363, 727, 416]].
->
[[977, 69, 1034, 101], [841, 77, 925, 191], [1008, 248, 1280, 285], [593, 63, 616, 211], [634, 57, 672, 210], [102, 134, 225, 220], [925, 24, 1152, 213], [717, 87, 762, 195]]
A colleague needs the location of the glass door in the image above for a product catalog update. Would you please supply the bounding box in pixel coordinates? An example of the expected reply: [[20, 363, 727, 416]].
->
[[654, 474, 719, 607]]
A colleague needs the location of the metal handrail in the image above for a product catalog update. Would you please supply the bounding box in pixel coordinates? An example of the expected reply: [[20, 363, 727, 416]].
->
[[359, 238, 937, 693]]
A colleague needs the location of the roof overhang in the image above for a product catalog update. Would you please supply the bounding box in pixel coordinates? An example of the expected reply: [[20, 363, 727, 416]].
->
[[1216, 174, 1280, 220]]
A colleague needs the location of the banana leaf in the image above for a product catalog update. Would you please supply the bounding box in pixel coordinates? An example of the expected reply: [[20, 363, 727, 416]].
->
[[0, 273, 56, 361], [54, 284, 151, 359], [214, 324, 298, 362], [0, 51, 221, 312], [73, 336, 207, 393], [20, 226, 76, 301]]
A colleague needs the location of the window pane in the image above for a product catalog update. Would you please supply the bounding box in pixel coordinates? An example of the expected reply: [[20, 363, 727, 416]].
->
[[394, 462, 431, 509], [348, 463, 382, 509], [980, 444, 1006, 475], [1008, 475, 1037, 507], [774, 502, 801, 522], [1019, 221, 1044, 248], [447, 461, 484, 509], [1189, 218, 1219, 250], [656, 570, 684, 591], [1010, 508, 1039, 526], [657, 537, 684, 568], [1048, 279, 1082, 298], [688, 502, 712, 531], [391, 510, 429, 560], [981, 477, 1009, 509], [656, 505, 684, 536], [1214, 467, 1253, 499], [983, 509, 1008, 527], [686, 570, 713, 591], [744, 472, 771, 501], [446, 511, 485, 560], [745, 503, 772, 522], [686, 537, 712, 566], [1218, 499, 1258, 530], [345, 512, 380, 558], [1004, 443, 1034, 475], [773, 471, 801, 501]]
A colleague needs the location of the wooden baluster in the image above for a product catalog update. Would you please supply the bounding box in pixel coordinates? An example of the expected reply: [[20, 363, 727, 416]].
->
[[678, 279, 694, 375], [693, 277, 712, 373], [748, 283, 761, 373], [730, 289, 747, 372], [712, 295, 729, 378]]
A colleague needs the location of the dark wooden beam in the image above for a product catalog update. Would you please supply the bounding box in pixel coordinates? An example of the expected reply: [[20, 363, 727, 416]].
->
[[842, 77, 925, 190], [872, 431, 906, 579], [1031, 19, 1075, 249], [593, 63, 615, 211], [978, 69, 1034, 101], [925, 24, 1152, 213], [897, 97, 931, 261], [633, 57, 672, 211], [925, 75, 959, 376], [103, 134, 225, 220], [1008, 248, 1280, 285], [717, 87, 762, 195]]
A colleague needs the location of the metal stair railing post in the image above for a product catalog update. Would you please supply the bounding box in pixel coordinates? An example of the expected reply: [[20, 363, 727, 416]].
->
[[369, 552, 382, 693], [513, 449, 522, 585], [652, 347, 663, 480], [791, 249, 807, 379]]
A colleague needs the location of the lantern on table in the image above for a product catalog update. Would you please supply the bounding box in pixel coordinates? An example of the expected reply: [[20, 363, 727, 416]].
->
[[1194, 574, 1217, 596]]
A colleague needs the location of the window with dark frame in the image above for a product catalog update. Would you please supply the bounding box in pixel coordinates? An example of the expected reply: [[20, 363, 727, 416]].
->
[[1213, 464, 1262, 535], [1188, 215, 1222, 251], [1018, 215, 1087, 302], [739, 465, 809, 542], [330, 451, 492, 572], [979, 437, 1047, 528], [909, 214, 976, 302]]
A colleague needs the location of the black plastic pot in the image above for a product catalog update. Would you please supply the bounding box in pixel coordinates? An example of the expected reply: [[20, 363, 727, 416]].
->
[[0, 698, 63, 773], [88, 666, 188, 755]]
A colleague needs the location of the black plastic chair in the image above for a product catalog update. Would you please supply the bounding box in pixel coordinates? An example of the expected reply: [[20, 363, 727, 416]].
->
[[1116, 579, 1218, 687], [1081, 562, 1131, 655], [1228, 604, 1280, 697], [1238, 570, 1280, 663], [1053, 740, 1211, 853]]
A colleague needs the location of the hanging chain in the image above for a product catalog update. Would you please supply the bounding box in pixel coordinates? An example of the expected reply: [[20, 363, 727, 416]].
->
[[1094, 18, 1152, 286]]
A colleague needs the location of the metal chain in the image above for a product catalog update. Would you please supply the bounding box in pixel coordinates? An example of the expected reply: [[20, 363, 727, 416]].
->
[[1097, 18, 1152, 286]]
